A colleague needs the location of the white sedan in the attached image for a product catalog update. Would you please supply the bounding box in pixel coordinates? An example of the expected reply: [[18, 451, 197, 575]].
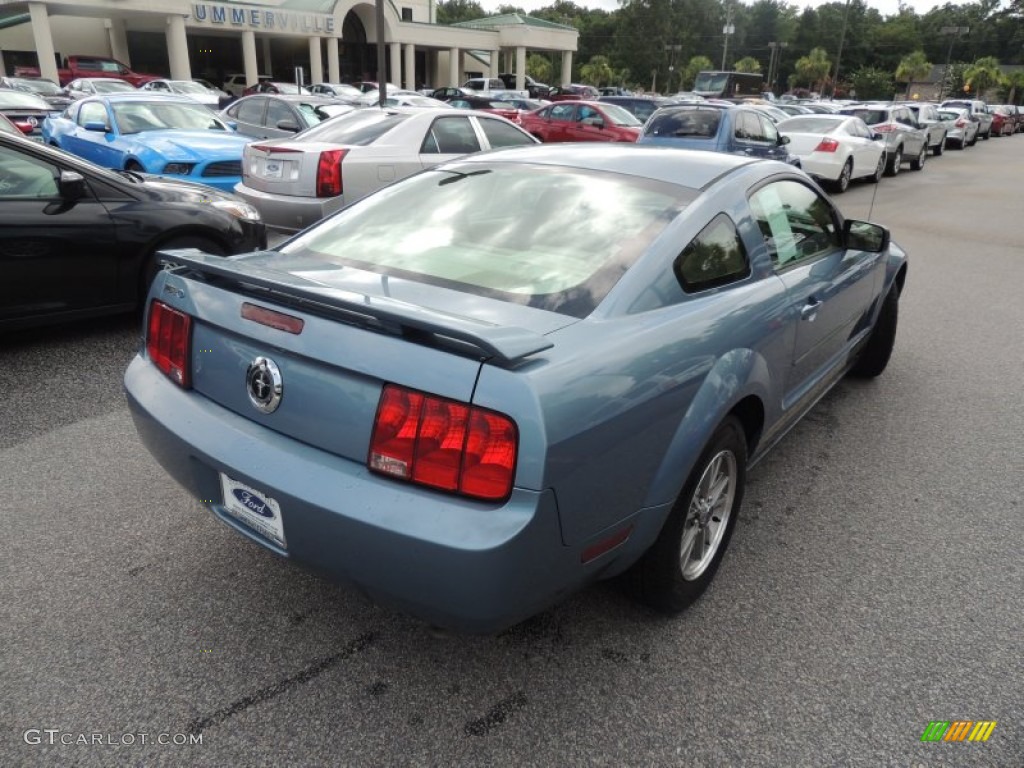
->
[[234, 106, 539, 233], [777, 114, 887, 193]]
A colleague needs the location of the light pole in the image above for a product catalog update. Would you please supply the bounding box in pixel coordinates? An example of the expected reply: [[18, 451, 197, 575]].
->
[[767, 41, 788, 95], [664, 43, 681, 94], [938, 26, 969, 101], [831, 0, 851, 98], [721, 4, 735, 71]]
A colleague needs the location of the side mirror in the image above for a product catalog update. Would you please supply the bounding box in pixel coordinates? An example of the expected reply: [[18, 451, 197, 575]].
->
[[777, 134, 790, 145], [844, 219, 890, 253], [83, 121, 108, 133], [276, 119, 300, 132], [872, 132, 884, 141], [58, 169, 87, 200]]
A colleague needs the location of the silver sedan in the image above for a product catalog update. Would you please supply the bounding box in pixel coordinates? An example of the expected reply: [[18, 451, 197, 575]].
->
[[233, 106, 539, 233]]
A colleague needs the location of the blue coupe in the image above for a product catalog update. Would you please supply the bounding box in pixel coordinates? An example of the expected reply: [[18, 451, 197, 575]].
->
[[42, 93, 250, 192], [125, 145, 907, 633]]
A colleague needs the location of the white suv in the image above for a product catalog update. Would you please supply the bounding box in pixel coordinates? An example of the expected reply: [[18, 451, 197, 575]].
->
[[223, 73, 270, 98]]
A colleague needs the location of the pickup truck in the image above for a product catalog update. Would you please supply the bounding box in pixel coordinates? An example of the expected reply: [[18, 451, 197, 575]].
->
[[15, 56, 159, 87], [462, 77, 528, 99], [498, 73, 551, 99]]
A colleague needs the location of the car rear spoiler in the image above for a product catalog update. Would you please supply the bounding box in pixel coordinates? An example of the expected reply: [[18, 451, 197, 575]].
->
[[158, 249, 554, 365]]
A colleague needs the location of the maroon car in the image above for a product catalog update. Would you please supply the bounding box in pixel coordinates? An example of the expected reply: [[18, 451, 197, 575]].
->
[[518, 100, 642, 143], [445, 94, 522, 122], [546, 83, 600, 102]]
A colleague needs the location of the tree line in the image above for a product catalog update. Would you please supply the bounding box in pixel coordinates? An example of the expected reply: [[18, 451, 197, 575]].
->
[[437, 0, 1024, 102]]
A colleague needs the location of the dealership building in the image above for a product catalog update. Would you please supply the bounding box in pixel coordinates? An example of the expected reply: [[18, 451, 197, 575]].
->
[[0, 0, 578, 91]]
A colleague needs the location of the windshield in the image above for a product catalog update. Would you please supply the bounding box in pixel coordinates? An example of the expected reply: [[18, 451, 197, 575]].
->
[[281, 164, 691, 317], [644, 109, 722, 138], [693, 73, 728, 93], [14, 78, 63, 95], [296, 102, 333, 125], [839, 108, 888, 125], [169, 81, 209, 95], [601, 103, 642, 126], [271, 83, 310, 95], [93, 80, 136, 93], [112, 102, 229, 133], [299, 110, 409, 144], [937, 110, 963, 121]]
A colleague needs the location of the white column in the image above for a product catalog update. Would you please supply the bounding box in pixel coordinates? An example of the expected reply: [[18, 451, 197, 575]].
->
[[489, 49, 499, 78], [261, 37, 272, 77], [327, 37, 340, 83], [515, 46, 526, 91], [166, 16, 191, 81], [389, 43, 401, 88], [242, 30, 258, 88], [309, 37, 323, 84], [403, 43, 415, 90], [28, 4, 60, 85], [0, 50, 5, 77], [105, 19, 130, 65], [448, 47, 459, 87], [561, 51, 572, 86]]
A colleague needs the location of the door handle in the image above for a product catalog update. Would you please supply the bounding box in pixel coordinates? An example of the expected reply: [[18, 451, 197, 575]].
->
[[800, 298, 822, 322]]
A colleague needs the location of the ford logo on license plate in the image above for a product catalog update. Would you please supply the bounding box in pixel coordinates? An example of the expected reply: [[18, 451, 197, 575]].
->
[[231, 488, 273, 518]]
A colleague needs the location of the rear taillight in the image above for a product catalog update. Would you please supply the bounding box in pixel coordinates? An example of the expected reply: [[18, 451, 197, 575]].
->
[[15, 122, 34, 135], [316, 149, 347, 197], [955, 118, 967, 128], [813, 137, 839, 152], [875, 123, 896, 133], [368, 384, 518, 501], [147, 300, 192, 388]]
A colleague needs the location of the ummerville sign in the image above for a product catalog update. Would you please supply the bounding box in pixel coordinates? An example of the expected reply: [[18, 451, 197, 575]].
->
[[191, 4, 336, 33]]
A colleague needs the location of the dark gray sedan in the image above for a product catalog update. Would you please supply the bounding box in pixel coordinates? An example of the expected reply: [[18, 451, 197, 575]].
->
[[219, 94, 342, 139]]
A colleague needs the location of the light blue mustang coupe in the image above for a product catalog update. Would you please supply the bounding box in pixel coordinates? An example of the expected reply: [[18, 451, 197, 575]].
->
[[125, 144, 907, 633], [42, 93, 249, 192]]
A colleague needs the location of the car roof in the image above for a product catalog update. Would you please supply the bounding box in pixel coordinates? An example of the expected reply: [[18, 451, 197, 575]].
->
[[92, 93, 204, 103], [457, 143, 757, 192]]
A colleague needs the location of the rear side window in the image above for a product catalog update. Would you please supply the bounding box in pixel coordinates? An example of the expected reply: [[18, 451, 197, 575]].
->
[[645, 109, 721, 138], [421, 116, 480, 154], [550, 104, 574, 121], [265, 99, 293, 128], [841, 108, 889, 125], [477, 117, 535, 148], [300, 111, 409, 145], [674, 214, 750, 293], [235, 98, 265, 124]]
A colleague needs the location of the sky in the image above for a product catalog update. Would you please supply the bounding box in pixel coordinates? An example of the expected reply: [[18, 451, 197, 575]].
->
[[478, 0, 952, 19]]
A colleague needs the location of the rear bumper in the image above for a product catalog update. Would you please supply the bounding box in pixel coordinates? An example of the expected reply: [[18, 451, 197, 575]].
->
[[124, 356, 592, 633], [233, 182, 343, 233], [799, 155, 843, 181]]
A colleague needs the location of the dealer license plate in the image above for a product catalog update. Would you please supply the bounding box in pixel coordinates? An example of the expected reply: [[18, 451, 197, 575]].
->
[[263, 160, 283, 179], [219, 474, 286, 549]]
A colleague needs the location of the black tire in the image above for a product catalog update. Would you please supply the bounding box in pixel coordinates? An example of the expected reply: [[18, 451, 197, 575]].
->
[[981, 129, 990, 140], [951, 138, 964, 150], [629, 416, 747, 614], [968, 132, 978, 147], [884, 145, 902, 176], [141, 236, 225, 299], [932, 135, 944, 156], [866, 153, 885, 184], [831, 159, 853, 193], [910, 144, 926, 171], [850, 287, 898, 378]]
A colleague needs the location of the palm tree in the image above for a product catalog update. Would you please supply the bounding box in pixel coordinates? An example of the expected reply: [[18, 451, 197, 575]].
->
[[681, 56, 714, 91], [794, 48, 831, 94], [580, 55, 614, 88], [895, 51, 931, 99], [964, 57, 1003, 100], [734, 57, 762, 74]]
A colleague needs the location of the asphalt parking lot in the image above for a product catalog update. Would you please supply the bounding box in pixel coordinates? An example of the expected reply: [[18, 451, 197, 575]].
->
[[2, 136, 1022, 766]]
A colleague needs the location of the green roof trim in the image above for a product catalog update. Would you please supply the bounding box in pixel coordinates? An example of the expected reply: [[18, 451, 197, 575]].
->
[[453, 13, 575, 32], [0, 12, 29, 31]]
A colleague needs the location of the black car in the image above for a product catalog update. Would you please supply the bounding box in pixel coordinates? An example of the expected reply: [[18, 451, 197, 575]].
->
[[0, 133, 266, 331], [599, 95, 678, 122], [0, 76, 73, 111], [0, 90, 52, 141]]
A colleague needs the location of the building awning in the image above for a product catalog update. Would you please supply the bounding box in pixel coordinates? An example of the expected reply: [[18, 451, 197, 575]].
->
[[0, 12, 30, 31]]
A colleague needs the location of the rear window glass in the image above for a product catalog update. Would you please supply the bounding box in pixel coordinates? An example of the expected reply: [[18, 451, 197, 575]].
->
[[778, 117, 842, 133], [282, 164, 693, 317], [644, 109, 721, 139], [840, 108, 888, 125], [299, 110, 409, 145]]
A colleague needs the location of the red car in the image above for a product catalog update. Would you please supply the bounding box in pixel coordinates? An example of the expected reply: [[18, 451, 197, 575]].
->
[[517, 100, 643, 143], [446, 95, 521, 122], [989, 106, 1017, 136], [546, 83, 600, 101]]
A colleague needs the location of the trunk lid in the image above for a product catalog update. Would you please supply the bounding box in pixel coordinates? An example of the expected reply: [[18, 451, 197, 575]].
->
[[155, 250, 573, 463], [243, 139, 348, 197]]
